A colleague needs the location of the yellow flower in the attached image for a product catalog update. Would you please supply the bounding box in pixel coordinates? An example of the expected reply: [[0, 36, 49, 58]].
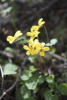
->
[[7, 30, 23, 44], [27, 25, 40, 39], [39, 43, 50, 56], [31, 25, 39, 32], [14, 30, 22, 38], [7, 36, 15, 44], [27, 18, 45, 39], [24, 39, 40, 55], [27, 31, 40, 39], [38, 18, 45, 28], [24, 38, 50, 56], [24, 18, 49, 56]]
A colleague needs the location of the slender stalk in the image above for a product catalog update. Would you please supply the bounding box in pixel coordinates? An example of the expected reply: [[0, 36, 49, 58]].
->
[[44, 25, 49, 42]]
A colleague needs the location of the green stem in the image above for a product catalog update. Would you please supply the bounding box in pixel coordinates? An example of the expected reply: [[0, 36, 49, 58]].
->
[[44, 25, 49, 42]]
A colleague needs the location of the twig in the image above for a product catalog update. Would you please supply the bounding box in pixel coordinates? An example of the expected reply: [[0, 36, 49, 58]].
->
[[0, 50, 25, 61], [48, 52, 67, 62], [0, 50, 14, 58], [0, 66, 4, 92], [0, 68, 21, 100]]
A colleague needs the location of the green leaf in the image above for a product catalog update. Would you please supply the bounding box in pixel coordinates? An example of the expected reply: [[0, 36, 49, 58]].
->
[[58, 83, 67, 95], [3, 63, 18, 75], [43, 89, 59, 100], [25, 74, 39, 90], [50, 39, 58, 45], [21, 70, 32, 81], [38, 75, 45, 84], [46, 75, 54, 84], [28, 56, 36, 63], [45, 38, 58, 46], [45, 43, 52, 46], [29, 66, 36, 72], [20, 86, 31, 99]]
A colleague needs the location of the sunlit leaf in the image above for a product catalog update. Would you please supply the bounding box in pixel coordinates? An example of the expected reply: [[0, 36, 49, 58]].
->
[[3, 63, 18, 75], [58, 83, 67, 95], [25, 74, 39, 90], [45, 38, 58, 46], [43, 89, 59, 100], [46, 74, 54, 84], [20, 86, 31, 99], [29, 66, 36, 72], [21, 70, 32, 81], [50, 38, 58, 45]]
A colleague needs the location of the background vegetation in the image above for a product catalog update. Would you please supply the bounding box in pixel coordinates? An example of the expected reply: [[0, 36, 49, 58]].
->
[[0, 0, 67, 100]]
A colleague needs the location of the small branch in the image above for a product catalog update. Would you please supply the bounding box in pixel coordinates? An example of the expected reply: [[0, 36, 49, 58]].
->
[[0, 50, 14, 58], [0, 68, 21, 100], [48, 52, 67, 62], [0, 50, 25, 60], [0, 66, 4, 92]]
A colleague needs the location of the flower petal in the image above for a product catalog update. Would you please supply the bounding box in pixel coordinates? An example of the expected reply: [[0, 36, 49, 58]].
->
[[38, 18, 45, 26], [31, 25, 39, 32], [7, 36, 15, 44], [23, 45, 29, 50], [40, 52, 45, 56], [26, 51, 30, 55], [14, 30, 23, 38], [27, 32, 31, 36], [43, 47, 50, 51]]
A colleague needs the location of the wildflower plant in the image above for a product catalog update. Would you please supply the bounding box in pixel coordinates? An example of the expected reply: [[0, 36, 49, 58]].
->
[[6, 18, 67, 100], [7, 18, 50, 56], [24, 18, 49, 56]]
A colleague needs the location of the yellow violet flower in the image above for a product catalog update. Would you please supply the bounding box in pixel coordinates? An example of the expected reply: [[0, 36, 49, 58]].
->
[[7, 30, 23, 44], [24, 39, 50, 56], [7, 36, 15, 44], [39, 43, 50, 56], [31, 18, 45, 32], [14, 30, 23, 38], [38, 18, 45, 28], [31, 25, 39, 32], [27, 25, 40, 39], [24, 18, 49, 56], [27, 31, 40, 39], [24, 39, 40, 55], [27, 18, 45, 39]]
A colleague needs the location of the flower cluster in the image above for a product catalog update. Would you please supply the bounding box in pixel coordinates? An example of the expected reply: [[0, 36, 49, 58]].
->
[[27, 18, 45, 39], [6, 18, 49, 56], [7, 30, 23, 44], [24, 18, 49, 56]]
